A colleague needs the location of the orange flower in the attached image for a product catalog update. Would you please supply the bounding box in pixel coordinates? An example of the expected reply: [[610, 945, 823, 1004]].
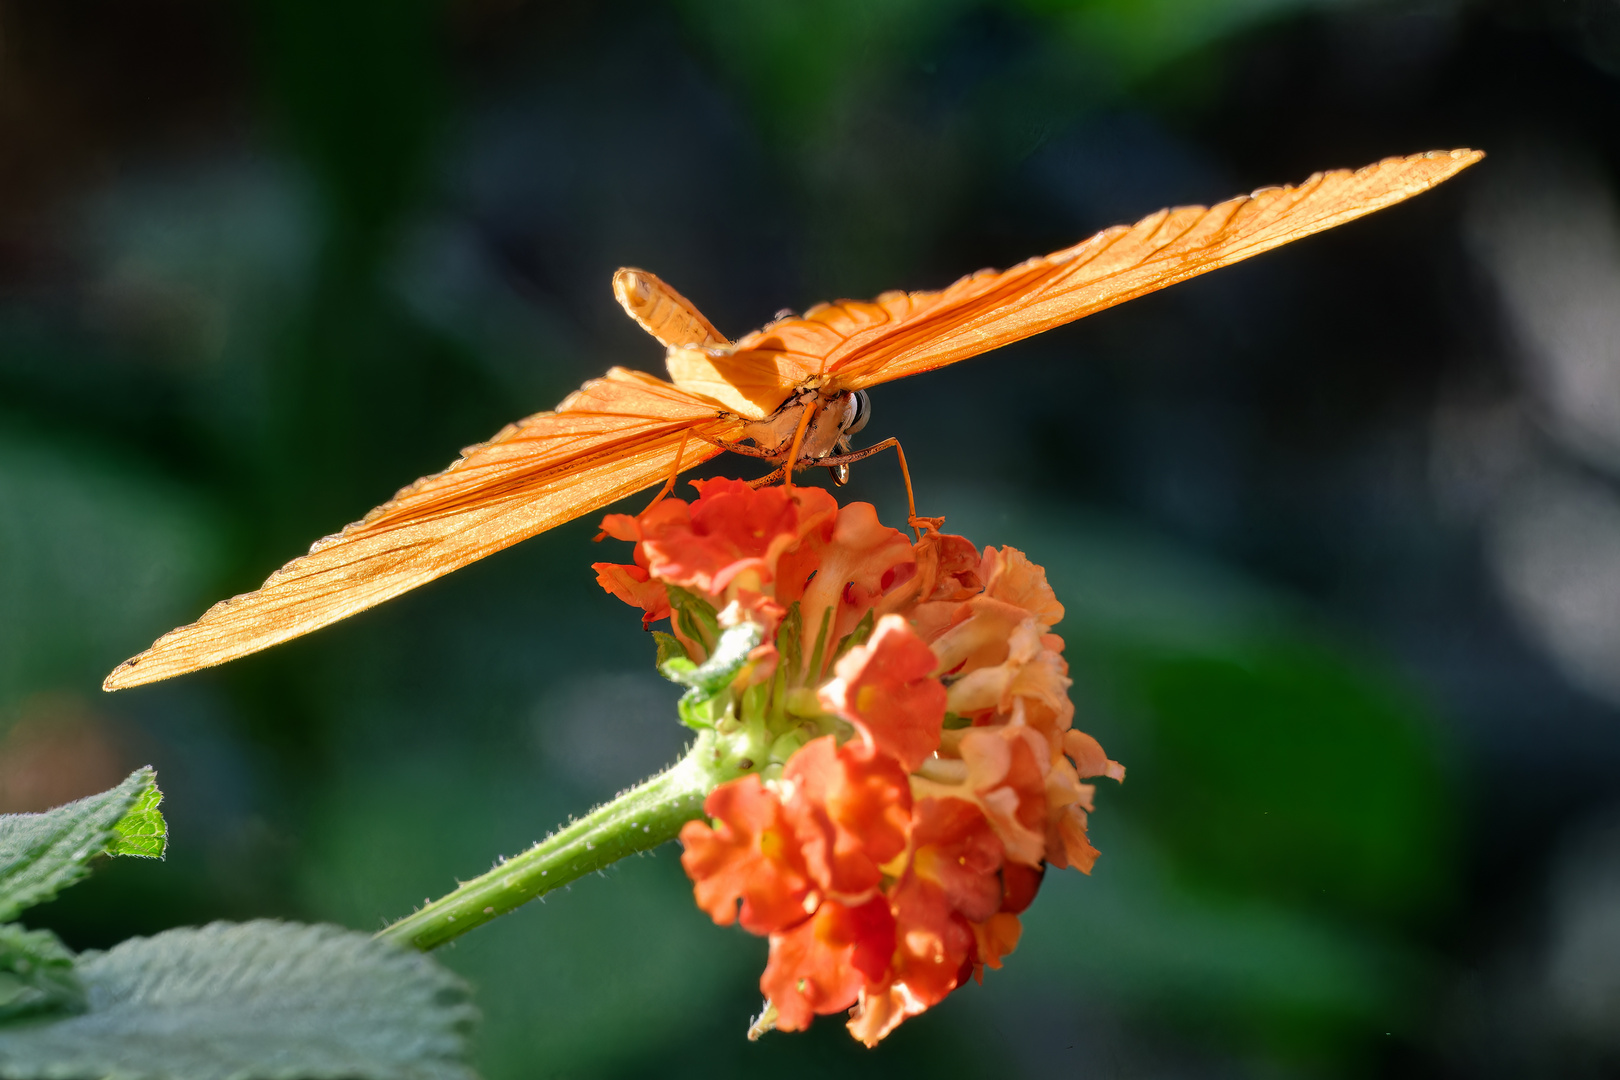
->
[[818, 615, 946, 773], [592, 562, 671, 628], [678, 774, 812, 935], [594, 477, 837, 653], [762, 897, 894, 1032], [598, 481, 1124, 1045], [796, 503, 917, 660], [782, 736, 910, 900], [955, 723, 1050, 868], [848, 797, 1002, 1045]]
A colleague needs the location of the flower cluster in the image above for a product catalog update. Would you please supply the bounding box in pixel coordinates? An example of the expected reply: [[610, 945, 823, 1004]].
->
[[594, 479, 1123, 1045]]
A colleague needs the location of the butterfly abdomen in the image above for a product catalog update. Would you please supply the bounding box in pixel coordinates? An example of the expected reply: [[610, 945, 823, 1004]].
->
[[613, 268, 729, 348]]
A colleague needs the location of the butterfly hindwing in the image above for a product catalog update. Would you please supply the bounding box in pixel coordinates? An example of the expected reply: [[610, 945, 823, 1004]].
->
[[103, 368, 734, 690]]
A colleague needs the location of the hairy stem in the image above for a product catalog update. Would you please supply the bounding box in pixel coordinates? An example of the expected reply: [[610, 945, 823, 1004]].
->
[[376, 730, 737, 951]]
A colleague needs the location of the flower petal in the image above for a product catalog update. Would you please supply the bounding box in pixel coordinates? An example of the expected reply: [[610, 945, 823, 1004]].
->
[[679, 775, 812, 934], [763, 897, 894, 1032], [999, 860, 1046, 915], [1051, 800, 1102, 873], [818, 615, 946, 773], [907, 796, 1005, 922], [798, 503, 917, 664], [783, 736, 911, 899], [970, 911, 1023, 974], [959, 725, 1049, 866], [592, 562, 671, 626], [1065, 728, 1127, 782], [980, 545, 1064, 627], [847, 981, 929, 1048]]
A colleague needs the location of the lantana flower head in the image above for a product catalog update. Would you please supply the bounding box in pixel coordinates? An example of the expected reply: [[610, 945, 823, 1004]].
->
[[594, 478, 1123, 1046]]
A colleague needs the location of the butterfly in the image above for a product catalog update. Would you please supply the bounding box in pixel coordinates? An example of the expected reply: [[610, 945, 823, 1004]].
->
[[103, 148, 1482, 691]]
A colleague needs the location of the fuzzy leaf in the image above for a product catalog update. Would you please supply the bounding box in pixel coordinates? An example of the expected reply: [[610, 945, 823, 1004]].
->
[[661, 622, 762, 697], [663, 622, 764, 731], [108, 775, 167, 859], [0, 920, 476, 1080], [0, 925, 82, 1021], [0, 767, 165, 921]]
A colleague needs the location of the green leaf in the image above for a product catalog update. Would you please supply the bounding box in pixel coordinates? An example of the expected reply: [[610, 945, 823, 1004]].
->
[[109, 775, 167, 859], [0, 920, 477, 1080], [0, 925, 83, 1021], [0, 434, 223, 707], [941, 712, 972, 730], [661, 622, 762, 698], [0, 767, 165, 921], [674, 691, 723, 731], [662, 622, 764, 732], [1125, 640, 1451, 920], [1013, 0, 1365, 81]]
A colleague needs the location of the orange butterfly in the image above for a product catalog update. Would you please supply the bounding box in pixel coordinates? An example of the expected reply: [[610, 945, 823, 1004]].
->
[[103, 149, 1482, 691]]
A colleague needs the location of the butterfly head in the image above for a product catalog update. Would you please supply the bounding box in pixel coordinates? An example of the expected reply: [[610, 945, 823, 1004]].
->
[[843, 389, 871, 439], [825, 388, 871, 452], [826, 389, 871, 486]]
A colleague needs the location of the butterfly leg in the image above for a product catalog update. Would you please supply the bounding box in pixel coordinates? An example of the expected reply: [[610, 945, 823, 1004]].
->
[[746, 465, 788, 489], [591, 428, 694, 541], [691, 430, 797, 488], [690, 431, 778, 459], [638, 428, 692, 512]]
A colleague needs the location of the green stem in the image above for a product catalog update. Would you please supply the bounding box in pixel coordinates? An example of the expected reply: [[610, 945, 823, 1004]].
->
[[376, 730, 738, 951]]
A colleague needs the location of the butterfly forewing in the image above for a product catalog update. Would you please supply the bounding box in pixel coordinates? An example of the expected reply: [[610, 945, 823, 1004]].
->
[[103, 368, 734, 690], [717, 149, 1482, 390]]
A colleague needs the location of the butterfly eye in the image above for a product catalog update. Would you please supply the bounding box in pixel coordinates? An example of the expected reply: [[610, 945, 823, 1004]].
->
[[844, 390, 871, 436]]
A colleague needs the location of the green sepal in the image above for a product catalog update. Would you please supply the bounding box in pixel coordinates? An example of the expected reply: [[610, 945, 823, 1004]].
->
[[767, 726, 817, 767], [0, 925, 83, 1021], [676, 691, 727, 731], [662, 622, 762, 695], [651, 630, 688, 672], [804, 606, 833, 683], [665, 586, 721, 656], [942, 712, 973, 730], [829, 608, 876, 668], [775, 602, 803, 683]]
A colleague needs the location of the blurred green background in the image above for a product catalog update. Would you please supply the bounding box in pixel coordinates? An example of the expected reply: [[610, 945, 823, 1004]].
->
[[5, 0, 1620, 1075]]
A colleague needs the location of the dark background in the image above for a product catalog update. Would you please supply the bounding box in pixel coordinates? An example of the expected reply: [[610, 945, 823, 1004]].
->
[[3, 0, 1619, 1076]]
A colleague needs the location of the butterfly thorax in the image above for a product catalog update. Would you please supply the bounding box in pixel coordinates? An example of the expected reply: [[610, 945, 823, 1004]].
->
[[738, 386, 866, 465]]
